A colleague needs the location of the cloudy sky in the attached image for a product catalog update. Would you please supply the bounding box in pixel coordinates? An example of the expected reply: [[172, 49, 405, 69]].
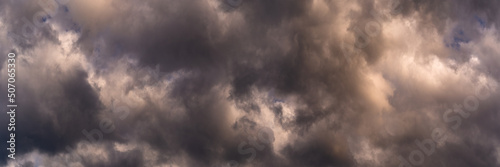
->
[[0, 0, 500, 166]]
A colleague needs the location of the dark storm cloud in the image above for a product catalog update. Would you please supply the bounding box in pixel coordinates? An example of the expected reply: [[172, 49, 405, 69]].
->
[[2, 0, 500, 166], [62, 0, 368, 165], [0, 64, 104, 164], [63, 0, 369, 165]]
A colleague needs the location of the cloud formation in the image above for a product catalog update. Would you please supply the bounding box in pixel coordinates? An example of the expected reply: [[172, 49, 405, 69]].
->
[[1, 0, 500, 166]]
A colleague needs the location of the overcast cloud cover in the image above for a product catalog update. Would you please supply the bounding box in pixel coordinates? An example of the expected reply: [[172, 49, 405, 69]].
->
[[0, 0, 500, 166]]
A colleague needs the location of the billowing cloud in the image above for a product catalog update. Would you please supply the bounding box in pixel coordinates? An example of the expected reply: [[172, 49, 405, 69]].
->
[[1, 0, 500, 166]]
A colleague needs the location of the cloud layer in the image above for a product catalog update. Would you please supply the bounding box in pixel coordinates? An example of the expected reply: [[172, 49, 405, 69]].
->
[[1, 0, 500, 166]]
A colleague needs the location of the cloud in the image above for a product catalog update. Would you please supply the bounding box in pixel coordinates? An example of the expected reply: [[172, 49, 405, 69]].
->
[[1, 0, 500, 166]]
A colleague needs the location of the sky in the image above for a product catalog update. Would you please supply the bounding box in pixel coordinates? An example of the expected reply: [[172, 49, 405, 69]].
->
[[0, 0, 500, 166]]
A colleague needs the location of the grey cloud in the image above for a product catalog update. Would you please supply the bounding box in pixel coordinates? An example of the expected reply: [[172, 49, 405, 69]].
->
[[2, 0, 500, 166]]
